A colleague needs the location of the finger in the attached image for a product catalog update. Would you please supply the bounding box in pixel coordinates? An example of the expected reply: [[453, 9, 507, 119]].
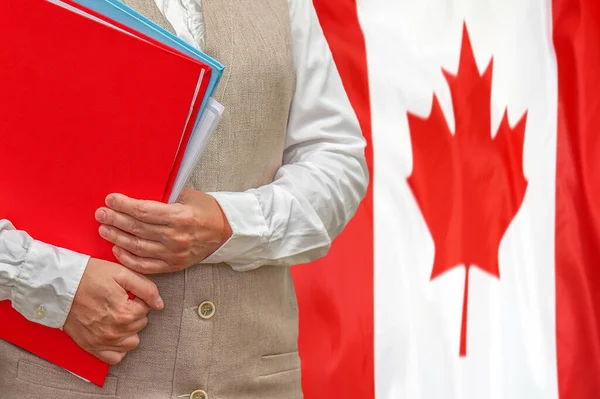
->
[[121, 316, 149, 334], [99, 225, 165, 258], [106, 193, 176, 225], [116, 334, 141, 352], [94, 351, 126, 365], [95, 207, 167, 241], [122, 297, 151, 320], [88, 333, 140, 352], [114, 269, 164, 311], [113, 246, 172, 275]]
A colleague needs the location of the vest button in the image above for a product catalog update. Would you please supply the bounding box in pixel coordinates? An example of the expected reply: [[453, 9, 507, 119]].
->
[[198, 301, 216, 320], [190, 390, 208, 399]]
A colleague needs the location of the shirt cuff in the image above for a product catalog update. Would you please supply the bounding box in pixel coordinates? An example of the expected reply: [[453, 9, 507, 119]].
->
[[12, 240, 90, 329], [202, 191, 269, 271]]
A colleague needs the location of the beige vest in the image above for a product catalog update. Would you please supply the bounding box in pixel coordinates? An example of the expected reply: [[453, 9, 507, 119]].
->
[[0, 1, 301, 398]]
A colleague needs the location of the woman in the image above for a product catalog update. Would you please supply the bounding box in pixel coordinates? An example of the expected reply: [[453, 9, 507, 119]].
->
[[0, 0, 368, 397]]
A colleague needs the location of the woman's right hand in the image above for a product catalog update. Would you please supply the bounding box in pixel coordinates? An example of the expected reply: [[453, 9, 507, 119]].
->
[[62, 258, 164, 365]]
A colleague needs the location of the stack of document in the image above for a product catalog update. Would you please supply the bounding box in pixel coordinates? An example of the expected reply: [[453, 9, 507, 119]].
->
[[0, 0, 224, 387]]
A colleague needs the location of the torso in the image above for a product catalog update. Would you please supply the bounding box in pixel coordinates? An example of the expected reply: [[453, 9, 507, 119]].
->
[[0, 1, 302, 398]]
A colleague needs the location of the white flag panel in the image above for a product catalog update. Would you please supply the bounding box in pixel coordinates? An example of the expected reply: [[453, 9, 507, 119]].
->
[[362, 0, 559, 397]]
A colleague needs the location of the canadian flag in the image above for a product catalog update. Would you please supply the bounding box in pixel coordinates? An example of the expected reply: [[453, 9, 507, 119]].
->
[[292, 0, 600, 398]]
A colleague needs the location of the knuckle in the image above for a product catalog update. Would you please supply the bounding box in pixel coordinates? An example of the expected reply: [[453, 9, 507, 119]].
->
[[113, 312, 126, 325], [175, 233, 192, 247], [132, 308, 149, 321], [114, 267, 129, 282], [129, 219, 142, 235], [173, 203, 188, 216], [102, 328, 121, 343], [175, 205, 195, 226], [115, 310, 135, 325], [133, 237, 144, 255], [134, 203, 149, 219]]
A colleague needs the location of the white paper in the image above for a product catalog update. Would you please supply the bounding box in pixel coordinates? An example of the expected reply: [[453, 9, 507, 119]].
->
[[169, 98, 224, 203]]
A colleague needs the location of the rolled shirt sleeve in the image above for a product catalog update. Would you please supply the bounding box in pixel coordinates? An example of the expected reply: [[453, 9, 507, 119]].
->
[[202, 0, 369, 271], [0, 220, 89, 328]]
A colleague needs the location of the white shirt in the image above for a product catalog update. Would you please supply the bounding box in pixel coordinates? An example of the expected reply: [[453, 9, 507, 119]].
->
[[0, 0, 368, 328]]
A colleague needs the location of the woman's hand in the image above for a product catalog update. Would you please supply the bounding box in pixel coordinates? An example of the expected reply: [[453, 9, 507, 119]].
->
[[95, 189, 232, 274], [64, 258, 163, 365]]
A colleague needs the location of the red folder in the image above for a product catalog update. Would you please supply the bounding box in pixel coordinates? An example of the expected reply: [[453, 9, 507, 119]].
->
[[58, 0, 211, 202], [0, 0, 210, 387]]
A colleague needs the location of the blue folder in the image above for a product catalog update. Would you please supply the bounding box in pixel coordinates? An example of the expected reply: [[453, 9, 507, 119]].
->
[[72, 0, 224, 133]]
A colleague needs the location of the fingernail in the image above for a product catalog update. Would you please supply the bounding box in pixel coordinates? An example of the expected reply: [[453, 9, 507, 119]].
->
[[96, 209, 106, 222], [112, 246, 121, 256], [99, 225, 109, 237], [106, 195, 116, 208], [156, 297, 164, 310]]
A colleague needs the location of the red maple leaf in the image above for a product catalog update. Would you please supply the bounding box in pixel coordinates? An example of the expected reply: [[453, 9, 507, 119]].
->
[[406, 24, 528, 356]]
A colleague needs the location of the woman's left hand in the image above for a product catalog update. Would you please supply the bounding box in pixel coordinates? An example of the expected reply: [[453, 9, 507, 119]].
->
[[95, 189, 232, 274]]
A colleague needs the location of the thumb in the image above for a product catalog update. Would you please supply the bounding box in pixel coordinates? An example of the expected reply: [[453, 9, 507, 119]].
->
[[114, 270, 164, 311]]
